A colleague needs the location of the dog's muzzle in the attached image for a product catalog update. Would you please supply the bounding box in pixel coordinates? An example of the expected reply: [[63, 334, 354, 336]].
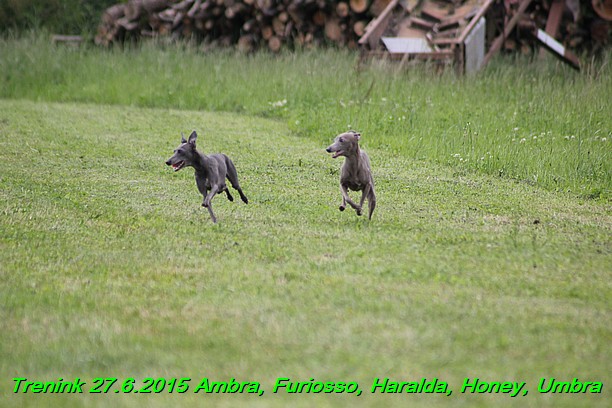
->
[[326, 147, 343, 158], [166, 160, 185, 171]]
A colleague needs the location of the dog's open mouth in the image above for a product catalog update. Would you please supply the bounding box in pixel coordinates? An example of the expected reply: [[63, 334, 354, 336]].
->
[[171, 161, 185, 171], [331, 150, 343, 159]]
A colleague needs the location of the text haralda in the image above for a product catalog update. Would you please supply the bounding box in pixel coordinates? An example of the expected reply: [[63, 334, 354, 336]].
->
[[371, 378, 453, 396]]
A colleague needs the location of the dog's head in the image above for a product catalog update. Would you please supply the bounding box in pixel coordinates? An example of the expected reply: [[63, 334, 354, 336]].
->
[[326, 131, 361, 159], [165, 131, 198, 172]]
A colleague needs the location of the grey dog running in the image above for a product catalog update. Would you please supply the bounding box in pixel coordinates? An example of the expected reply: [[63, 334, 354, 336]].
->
[[165, 131, 248, 223]]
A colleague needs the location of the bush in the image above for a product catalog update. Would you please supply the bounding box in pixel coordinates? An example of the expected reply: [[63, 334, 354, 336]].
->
[[0, 0, 121, 35]]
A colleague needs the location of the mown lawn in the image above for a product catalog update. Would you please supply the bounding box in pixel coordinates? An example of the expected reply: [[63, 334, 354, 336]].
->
[[0, 99, 609, 407]]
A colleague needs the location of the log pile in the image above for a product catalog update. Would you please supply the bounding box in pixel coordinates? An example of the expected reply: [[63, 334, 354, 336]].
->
[[95, 0, 396, 51], [95, 0, 611, 54]]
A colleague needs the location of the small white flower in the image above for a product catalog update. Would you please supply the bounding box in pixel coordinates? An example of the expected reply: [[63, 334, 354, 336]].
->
[[513, 127, 519, 131], [520, 138, 526, 143], [269, 99, 287, 108], [601, 137, 607, 142]]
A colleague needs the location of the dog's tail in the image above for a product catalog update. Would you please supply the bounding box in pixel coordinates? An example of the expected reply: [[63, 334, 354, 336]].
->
[[224, 155, 249, 204], [368, 189, 376, 220]]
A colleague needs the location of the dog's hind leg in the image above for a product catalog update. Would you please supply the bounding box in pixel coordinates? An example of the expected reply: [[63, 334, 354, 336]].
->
[[356, 184, 374, 217], [225, 188, 234, 202], [224, 156, 248, 204]]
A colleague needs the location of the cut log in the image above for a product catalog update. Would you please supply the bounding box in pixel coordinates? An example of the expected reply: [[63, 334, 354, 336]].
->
[[268, 35, 282, 52], [325, 17, 343, 42], [187, 0, 202, 18], [313, 10, 326, 26], [350, 0, 369, 14], [225, 3, 247, 19], [336, 2, 350, 18], [261, 25, 274, 40], [102, 4, 126, 25], [353, 20, 367, 36], [273, 16, 286, 36], [237, 34, 256, 52], [370, 0, 392, 17], [125, 0, 170, 21], [118, 17, 139, 31]]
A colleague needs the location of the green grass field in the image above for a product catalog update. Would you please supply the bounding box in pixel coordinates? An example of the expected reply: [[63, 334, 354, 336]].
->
[[0, 36, 610, 407]]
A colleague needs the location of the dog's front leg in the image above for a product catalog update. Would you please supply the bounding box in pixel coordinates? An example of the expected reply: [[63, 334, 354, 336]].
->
[[201, 185, 219, 223], [339, 193, 347, 212], [340, 183, 359, 213], [203, 185, 219, 208], [205, 201, 217, 223]]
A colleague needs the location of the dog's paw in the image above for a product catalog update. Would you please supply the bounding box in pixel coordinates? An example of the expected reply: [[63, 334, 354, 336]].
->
[[339, 205, 346, 212], [356, 208, 363, 216], [202, 202, 208, 208]]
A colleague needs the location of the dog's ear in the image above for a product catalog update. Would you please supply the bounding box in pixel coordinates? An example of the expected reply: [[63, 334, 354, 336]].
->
[[188, 131, 197, 146], [181, 132, 187, 144]]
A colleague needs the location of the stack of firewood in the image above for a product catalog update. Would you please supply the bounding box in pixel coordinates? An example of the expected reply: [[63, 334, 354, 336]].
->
[[495, 0, 610, 54], [95, 0, 611, 54], [95, 0, 395, 51]]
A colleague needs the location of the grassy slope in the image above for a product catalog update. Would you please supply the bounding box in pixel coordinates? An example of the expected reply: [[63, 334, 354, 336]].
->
[[0, 100, 609, 407], [0, 36, 610, 198]]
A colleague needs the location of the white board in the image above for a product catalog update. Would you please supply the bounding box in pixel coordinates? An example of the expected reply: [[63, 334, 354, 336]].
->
[[381, 37, 433, 53]]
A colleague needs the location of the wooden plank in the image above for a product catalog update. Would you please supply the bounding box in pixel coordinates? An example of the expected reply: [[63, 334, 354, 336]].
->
[[410, 16, 435, 30], [365, 50, 454, 59], [544, 0, 565, 37], [538, 0, 564, 58], [482, 0, 533, 66], [51, 35, 83, 44], [358, 0, 400, 48], [421, 2, 447, 22], [534, 28, 580, 70], [456, 0, 494, 43]]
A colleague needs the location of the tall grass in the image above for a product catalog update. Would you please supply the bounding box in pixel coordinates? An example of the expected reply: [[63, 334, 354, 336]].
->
[[1, 34, 610, 198]]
